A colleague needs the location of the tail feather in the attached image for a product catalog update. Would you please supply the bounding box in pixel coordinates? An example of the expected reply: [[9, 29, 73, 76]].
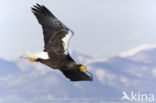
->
[[20, 51, 49, 60]]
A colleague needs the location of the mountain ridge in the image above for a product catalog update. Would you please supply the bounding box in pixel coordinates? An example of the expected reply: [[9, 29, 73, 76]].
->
[[0, 45, 156, 100]]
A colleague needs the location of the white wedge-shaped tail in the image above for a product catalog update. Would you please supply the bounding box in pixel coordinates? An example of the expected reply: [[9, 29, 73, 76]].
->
[[20, 51, 49, 60]]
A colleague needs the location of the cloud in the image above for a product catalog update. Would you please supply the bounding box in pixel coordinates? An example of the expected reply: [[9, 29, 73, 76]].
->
[[95, 69, 116, 86], [0, 60, 63, 100], [119, 76, 131, 87], [120, 44, 156, 57], [152, 69, 156, 77]]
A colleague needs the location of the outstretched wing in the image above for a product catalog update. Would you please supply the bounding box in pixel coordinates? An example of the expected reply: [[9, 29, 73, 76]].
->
[[31, 4, 68, 45], [61, 69, 93, 81], [32, 4, 73, 55]]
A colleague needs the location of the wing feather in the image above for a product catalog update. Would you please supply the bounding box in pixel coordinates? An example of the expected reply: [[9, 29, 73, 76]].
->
[[32, 4, 68, 45], [61, 69, 93, 81]]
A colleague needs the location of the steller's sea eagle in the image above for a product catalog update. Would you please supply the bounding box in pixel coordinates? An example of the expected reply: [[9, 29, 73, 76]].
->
[[21, 4, 93, 81]]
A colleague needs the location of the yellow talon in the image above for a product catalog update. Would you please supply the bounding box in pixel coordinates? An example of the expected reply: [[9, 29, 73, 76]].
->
[[80, 65, 87, 72], [29, 58, 37, 62]]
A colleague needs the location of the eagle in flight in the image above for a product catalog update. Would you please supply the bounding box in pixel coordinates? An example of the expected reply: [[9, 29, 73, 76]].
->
[[21, 4, 93, 81]]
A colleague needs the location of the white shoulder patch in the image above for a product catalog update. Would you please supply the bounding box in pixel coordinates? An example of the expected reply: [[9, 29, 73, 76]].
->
[[62, 30, 73, 55], [20, 51, 49, 60]]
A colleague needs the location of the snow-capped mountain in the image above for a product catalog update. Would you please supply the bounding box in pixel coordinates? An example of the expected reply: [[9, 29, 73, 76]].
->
[[0, 44, 156, 100]]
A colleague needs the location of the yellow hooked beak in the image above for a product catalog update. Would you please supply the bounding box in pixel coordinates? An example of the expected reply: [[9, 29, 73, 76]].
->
[[80, 65, 87, 72], [28, 58, 38, 62]]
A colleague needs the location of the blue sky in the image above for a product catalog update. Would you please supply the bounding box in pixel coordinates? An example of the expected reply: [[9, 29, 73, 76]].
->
[[0, 0, 156, 60]]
